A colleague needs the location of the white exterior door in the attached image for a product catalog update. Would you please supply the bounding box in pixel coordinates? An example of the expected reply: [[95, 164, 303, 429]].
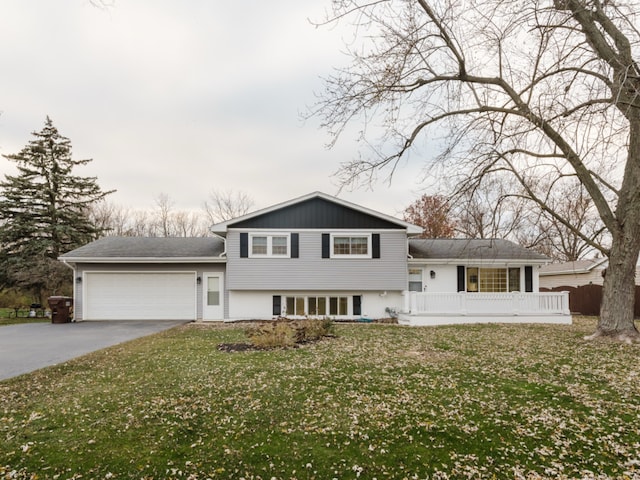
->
[[85, 272, 197, 320], [408, 268, 424, 292], [203, 272, 224, 320]]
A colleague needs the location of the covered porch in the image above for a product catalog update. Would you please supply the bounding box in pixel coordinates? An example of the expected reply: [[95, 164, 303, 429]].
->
[[398, 291, 572, 326]]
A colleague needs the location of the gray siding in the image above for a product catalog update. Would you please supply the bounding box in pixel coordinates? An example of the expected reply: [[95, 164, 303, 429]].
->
[[74, 263, 227, 320], [226, 230, 408, 291]]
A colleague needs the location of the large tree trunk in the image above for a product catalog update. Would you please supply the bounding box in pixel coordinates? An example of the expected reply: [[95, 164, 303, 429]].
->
[[591, 120, 640, 342], [594, 241, 640, 342]]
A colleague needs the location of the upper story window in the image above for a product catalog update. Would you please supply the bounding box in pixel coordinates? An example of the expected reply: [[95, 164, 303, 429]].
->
[[332, 234, 371, 258], [250, 233, 289, 258], [321, 233, 380, 259]]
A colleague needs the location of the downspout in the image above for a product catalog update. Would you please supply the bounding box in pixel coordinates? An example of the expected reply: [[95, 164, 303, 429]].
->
[[60, 259, 76, 284], [60, 259, 77, 320], [407, 236, 413, 259], [212, 232, 227, 258]]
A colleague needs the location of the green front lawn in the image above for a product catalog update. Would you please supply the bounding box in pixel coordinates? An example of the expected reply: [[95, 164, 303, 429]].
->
[[0, 307, 49, 326], [1, 317, 639, 479]]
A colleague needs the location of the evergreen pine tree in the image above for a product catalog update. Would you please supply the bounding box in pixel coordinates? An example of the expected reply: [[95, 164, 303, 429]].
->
[[0, 117, 114, 301]]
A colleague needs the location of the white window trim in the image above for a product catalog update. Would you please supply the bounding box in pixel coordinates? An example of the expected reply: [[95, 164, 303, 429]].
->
[[282, 294, 352, 317], [466, 266, 521, 293], [408, 267, 424, 292], [249, 233, 290, 258], [330, 233, 372, 259]]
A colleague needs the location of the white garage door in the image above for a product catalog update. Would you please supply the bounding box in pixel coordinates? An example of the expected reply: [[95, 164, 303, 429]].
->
[[85, 272, 196, 320]]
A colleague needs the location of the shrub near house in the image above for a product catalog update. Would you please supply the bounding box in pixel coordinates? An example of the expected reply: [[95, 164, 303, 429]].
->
[[245, 318, 334, 348]]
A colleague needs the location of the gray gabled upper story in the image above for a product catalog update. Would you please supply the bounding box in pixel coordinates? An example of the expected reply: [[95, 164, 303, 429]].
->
[[211, 192, 423, 291]]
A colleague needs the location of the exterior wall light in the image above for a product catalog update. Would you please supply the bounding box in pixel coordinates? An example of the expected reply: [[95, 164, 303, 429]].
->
[[430, 270, 436, 279]]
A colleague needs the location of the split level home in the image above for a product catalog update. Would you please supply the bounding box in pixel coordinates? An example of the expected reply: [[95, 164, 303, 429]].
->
[[60, 191, 572, 326]]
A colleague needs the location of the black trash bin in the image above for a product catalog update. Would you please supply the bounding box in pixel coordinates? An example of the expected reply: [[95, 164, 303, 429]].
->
[[48, 296, 73, 324]]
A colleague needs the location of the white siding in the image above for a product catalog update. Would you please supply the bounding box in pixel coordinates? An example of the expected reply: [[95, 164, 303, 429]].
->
[[539, 271, 602, 289], [228, 290, 404, 320], [420, 265, 459, 293], [409, 263, 542, 292]]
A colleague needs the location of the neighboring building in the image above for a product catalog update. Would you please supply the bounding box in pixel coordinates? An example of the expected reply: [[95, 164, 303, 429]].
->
[[539, 258, 640, 289], [60, 192, 571, 325], [539, 258, 640, 316]]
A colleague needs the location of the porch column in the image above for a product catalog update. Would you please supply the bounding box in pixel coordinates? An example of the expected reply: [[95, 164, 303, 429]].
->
[[561, 291, 570, 315], [403, 291, 411, 313]]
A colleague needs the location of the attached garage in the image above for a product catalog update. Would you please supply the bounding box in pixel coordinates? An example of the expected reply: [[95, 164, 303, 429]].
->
[[84, 272, 197, 320], [59, 237, 227, 322]]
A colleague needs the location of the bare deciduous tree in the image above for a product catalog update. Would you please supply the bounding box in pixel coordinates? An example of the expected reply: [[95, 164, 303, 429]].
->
[[154, 193, 174, 237], [89, 197, 209, 238], [204, 189, 255, 224], [447, 174, 606, 261], [535, 181, 608, 261], [172, 210, 209, 237], [314, 0, 640, 341], [450, 176, 531, 241]]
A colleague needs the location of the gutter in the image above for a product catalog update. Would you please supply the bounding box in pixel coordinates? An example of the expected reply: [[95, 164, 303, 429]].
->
[[59, 256, 227, 264], [60, 259, 78, 311], [407, 258, 549, 265]]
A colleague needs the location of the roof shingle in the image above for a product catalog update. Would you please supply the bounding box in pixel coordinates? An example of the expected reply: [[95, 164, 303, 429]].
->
[[408, 238, 549, 262], [60, 237, 225, 259]]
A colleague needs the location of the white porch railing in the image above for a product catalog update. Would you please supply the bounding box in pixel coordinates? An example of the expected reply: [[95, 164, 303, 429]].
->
[[402, 291, 570, 317]]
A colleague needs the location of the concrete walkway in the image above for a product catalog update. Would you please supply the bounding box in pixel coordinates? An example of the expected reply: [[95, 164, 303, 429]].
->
[[0, 320, 187, 381]]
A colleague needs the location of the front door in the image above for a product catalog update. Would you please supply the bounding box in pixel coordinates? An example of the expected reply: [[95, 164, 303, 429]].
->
[[408, 268, 424, 292], [203, 272, 224, 320]]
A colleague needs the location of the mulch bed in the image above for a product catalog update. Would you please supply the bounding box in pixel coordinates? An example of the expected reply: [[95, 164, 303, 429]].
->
[[217, 342, 264, 353], [217, 334, 339, 353]]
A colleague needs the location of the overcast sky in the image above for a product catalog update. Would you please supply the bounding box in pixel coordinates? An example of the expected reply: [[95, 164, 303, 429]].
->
[[0, 1, 430, 217]]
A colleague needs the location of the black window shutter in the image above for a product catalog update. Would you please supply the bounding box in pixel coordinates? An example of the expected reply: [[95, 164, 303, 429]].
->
[[525, 266, 533, 292], [291, 233, 299, 258], [272, 296, 282, 316], [321, 233, 330, 258], [372, 234, 381, 259], [457, 266, 466, 292], [240, 233, 248, 258], [353, 295, 362, 316]]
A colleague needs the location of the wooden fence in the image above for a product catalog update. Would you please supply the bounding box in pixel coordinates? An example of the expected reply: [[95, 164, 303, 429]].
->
[[540, 285, 640, 316]]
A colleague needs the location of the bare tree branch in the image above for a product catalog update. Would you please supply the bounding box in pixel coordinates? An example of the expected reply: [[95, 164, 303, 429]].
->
[[203, 189, 255, 224], [314, 0, 640, 339]]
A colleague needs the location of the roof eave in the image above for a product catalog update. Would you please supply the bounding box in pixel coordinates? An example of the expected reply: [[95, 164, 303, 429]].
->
[[59, 257, 227, 264], [408, 257, 548, 264], [210, 191, 422, 234], [539, 258, 608, 276]]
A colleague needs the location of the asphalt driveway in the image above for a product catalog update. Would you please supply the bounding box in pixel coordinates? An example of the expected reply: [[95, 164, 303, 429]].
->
[[0, 320, 187, 381]]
